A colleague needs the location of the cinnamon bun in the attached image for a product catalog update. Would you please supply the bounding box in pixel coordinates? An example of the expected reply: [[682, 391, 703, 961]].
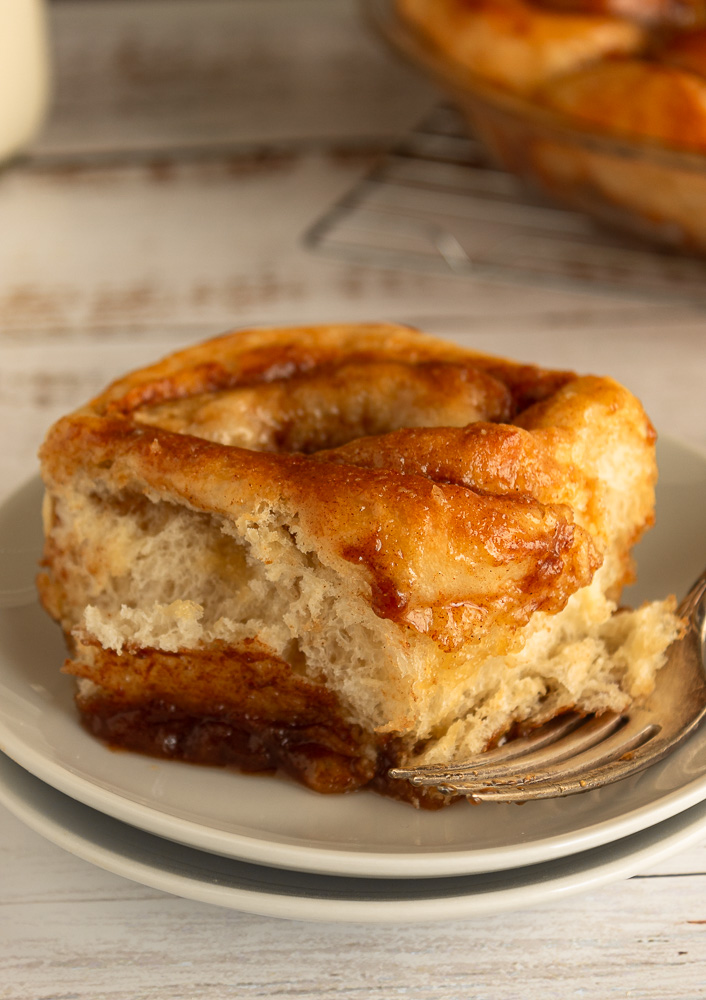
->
[[38, 324, 680, 806], [396, 0, 645, 95], [540, 59, 706, 150]]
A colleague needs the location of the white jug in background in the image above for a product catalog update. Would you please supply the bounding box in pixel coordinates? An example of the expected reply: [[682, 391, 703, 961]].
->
[[0, 0, 50, 164]]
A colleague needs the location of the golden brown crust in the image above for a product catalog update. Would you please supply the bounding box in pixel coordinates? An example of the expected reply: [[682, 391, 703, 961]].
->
[[134, 360, 514, 453], [39, 325, 648, 653], [92, 323, 490, 414]]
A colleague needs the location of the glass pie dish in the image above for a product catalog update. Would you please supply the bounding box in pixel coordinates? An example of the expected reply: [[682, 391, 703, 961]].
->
[[366, 0, 706, 256]]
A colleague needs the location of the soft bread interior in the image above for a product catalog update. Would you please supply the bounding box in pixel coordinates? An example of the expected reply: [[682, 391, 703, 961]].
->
[[45, 483, 679, 766]]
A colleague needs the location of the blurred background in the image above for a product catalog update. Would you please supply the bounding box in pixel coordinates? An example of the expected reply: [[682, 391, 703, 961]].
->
[[1, 0, 705, 499]]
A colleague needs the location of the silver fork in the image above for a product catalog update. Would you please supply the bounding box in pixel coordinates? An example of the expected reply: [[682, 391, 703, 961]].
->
[[390, 569, 706, 801]]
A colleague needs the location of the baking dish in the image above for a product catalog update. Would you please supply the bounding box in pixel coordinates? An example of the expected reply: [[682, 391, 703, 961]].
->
[[366, 0, 706, 255]]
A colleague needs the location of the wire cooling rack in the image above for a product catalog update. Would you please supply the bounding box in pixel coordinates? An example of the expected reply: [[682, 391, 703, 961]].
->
[[304, 104, 706, 300]]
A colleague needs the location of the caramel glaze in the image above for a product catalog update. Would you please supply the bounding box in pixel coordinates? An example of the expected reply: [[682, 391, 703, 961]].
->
[[77, 699, 450, 808], [67, 643, 450, 808], [91, 324, 524, 417]]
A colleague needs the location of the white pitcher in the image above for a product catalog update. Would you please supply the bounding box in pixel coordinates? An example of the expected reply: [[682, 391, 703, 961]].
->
[[0, 0, 50, 164]]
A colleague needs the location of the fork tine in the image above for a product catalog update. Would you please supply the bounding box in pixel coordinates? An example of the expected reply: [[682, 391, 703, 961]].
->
[[460, 730, 663, 801], [390, 712, 585, 783], [390, 711, 624, 784], [442, 711, 587, 769], [411, 716, 660, 795], [454, 712, 624, 781]]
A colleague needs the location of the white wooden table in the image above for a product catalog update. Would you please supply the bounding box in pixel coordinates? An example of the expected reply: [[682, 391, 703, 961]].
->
[[1, 2, 705, 996]]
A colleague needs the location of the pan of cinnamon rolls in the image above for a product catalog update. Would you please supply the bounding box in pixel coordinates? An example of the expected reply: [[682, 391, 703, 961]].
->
[[371, 0, 706, 253]]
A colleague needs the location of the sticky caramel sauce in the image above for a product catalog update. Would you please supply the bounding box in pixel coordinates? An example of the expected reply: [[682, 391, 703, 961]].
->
[[77, 697, 450, 808], [68, 643, 451, 808]]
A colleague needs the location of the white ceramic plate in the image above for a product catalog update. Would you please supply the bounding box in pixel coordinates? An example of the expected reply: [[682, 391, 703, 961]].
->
[[2, 748, 706, 923], [0, 437, 705, 880]]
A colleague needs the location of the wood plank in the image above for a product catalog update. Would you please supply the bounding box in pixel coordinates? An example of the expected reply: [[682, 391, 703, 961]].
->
[[0, 811, 704, 1000], [35, 0, 435, 158], [2, 152, 705, 347]]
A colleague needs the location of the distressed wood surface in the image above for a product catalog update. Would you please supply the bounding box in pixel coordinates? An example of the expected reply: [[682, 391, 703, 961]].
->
[[37, 0, 436, 156], [1, 1, 705, 996]]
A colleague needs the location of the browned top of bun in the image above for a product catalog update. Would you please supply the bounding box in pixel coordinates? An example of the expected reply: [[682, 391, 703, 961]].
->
[[39, 324, 658, 654]]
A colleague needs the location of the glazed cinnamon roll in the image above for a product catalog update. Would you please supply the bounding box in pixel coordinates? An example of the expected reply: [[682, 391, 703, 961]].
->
[[539, 58, 706, 149], [38, 325, 680, 806], [396, 0, 645, 95]]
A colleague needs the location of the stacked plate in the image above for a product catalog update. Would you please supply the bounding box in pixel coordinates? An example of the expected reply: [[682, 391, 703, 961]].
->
[[1, 439, 706, 924]]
